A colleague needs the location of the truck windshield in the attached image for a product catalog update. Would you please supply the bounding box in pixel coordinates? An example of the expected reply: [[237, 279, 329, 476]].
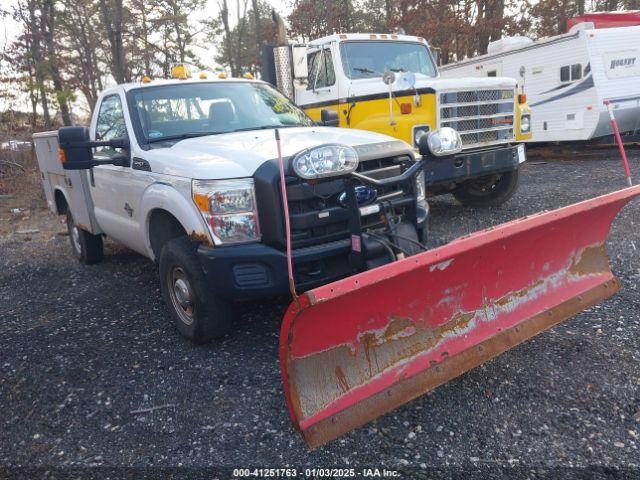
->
[[130, 82, 313, 143], [340, 41, 437, 79]]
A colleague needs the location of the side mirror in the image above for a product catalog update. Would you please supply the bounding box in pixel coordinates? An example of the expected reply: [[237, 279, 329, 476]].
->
[[291, 45, 308, 80], [59, 126, 131, 170], [430, 47, 441, 67], [59, 126, 94, 170], [320, 109, 339, 127]]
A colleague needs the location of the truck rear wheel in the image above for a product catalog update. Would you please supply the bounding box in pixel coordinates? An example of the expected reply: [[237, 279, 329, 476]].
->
[[66, 211, 104, 264], [453, 169, 519, 207], [159, 237, 232, 343]]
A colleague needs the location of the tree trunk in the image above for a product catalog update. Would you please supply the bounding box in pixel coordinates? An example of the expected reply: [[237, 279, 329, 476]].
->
[[99, 0, 129, 83], [24, 0, 52, 128], [42, 0, 72, 125], [385, 0, 393, 30], [220, 0, 237, 75], [252, 0, 261, 51]]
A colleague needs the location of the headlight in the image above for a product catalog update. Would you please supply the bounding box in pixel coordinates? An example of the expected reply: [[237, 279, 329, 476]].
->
[[420, 127, 462, 157], [192, 179, 260, 244], [292, 144, 358, 179], [413, 126, 430, 148], [520, 114, 531, 133]]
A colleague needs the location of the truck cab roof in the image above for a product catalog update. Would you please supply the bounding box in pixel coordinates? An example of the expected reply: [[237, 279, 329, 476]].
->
[[309, 33, 429, 46], [99, 76, 262, 96]]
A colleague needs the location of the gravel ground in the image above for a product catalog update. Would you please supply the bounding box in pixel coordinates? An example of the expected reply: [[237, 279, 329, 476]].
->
[[1, 151, 640, 479]]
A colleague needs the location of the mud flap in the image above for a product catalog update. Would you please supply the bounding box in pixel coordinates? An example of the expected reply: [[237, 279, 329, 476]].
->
[[279, 186, 640, 448]]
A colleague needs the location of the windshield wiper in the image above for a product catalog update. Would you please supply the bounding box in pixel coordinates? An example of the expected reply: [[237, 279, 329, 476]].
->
[[147, 131, 223, 144], [353, 67, 378, 76], [390, 67, 406, 73]]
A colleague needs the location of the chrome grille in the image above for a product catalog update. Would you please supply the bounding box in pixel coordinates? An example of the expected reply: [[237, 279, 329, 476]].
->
[[439, 89, 515, 149]]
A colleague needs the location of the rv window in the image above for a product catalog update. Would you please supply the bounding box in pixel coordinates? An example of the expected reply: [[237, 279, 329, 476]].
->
[[487, 70, 497, 77], [560, 66, 570, 82], [571, 64, 582, 80]]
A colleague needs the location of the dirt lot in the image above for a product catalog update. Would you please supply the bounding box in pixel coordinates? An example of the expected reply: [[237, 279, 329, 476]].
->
[[1, 149, 640, 479]]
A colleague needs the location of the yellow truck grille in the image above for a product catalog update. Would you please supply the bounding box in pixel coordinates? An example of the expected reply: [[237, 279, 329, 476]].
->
[[438, 89, 516, 149]]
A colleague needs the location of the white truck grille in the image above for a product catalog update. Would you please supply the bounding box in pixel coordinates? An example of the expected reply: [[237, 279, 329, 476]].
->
[[438, 89, 516, 149]]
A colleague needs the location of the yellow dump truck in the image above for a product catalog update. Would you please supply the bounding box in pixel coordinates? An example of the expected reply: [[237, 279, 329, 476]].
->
[[263, 32, 532, 206]]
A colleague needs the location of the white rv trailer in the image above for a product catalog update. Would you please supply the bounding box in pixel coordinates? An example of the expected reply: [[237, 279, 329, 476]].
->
[[440, 25, 640, 143]]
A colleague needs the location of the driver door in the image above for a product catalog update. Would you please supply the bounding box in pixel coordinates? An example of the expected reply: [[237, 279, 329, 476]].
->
[[295, 44, 339, 121], [90, 93, 149, 252]]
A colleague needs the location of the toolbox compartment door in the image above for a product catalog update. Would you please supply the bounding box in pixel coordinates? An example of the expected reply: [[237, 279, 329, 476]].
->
[[33, 132, 102, 234]]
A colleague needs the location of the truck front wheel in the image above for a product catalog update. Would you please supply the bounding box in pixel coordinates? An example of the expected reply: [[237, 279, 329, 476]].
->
[[159, 237, 232, 343], [452, 169, 519, 207], [66, 211, 104, 264]]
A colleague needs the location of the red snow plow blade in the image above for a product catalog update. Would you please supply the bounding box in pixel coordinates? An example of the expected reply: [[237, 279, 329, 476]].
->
[[279, 186, 640, 448]]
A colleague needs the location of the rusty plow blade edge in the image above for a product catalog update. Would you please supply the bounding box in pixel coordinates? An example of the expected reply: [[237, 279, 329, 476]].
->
[[279, 186, 640, 448]]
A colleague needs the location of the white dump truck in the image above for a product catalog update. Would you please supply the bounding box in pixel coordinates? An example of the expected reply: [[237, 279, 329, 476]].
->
[[34, 74, 438, 343]]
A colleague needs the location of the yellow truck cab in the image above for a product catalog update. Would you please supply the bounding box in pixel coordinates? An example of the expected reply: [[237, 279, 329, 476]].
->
[[263, 33, 533, 206]]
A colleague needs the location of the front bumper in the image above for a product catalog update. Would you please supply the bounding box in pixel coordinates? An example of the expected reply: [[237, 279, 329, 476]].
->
[[197, 241, 343, 300], [197, 205, 428, 300], [423, 144, 525, 187]]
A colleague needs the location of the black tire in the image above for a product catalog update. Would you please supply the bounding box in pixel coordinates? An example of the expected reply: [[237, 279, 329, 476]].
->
[[453, 169, 520, 207], [159, 237, 232, 343], [66, 211, 104, 264]]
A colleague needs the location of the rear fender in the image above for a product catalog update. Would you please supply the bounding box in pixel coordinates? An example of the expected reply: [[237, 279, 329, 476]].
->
[[53, 187, 71, 215]]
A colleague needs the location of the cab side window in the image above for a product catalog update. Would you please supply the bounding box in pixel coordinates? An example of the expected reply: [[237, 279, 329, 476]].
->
[[307, 48, 335, 90], [95, 95, 127, 154]]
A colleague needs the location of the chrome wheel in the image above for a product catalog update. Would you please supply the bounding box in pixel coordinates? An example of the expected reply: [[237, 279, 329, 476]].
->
[[167, 266, 195, 326], [70, 223, 82, 254]]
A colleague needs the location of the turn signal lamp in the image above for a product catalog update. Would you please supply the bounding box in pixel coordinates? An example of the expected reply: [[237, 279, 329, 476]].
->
[[400, 103, 412, 114], [171, 65, 190, 80], [218, 72, 227, 79], [58, 148, 67, 164], [199, 73, 208, 79], [518, 94, 527, 104], [243, 72, 254, 79], [141, 76, 152, 83]]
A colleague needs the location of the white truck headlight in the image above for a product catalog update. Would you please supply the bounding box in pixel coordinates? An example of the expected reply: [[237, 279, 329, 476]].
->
[[192, 179, 260, 244], [520, 114, 531, 133], [420, 127, 463, 157], [292, 144, 358, 179]]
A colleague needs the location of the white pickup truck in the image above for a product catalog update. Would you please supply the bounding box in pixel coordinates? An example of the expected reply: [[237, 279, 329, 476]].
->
[[34, 76, 452, 343]]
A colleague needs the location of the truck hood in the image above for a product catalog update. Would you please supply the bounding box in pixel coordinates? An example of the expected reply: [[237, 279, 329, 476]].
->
[[147, 127, 409, 179], [347, 74, 516, 97]]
